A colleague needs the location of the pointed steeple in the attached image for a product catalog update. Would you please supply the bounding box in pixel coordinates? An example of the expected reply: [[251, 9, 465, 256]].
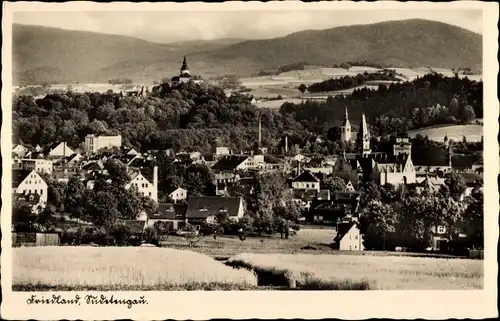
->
[[341, 106, 351, 143], [357, 113, 371, 155], [180, 56, 190, 74]]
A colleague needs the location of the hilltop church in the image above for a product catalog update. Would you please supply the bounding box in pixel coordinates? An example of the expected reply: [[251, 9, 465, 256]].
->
[[171, 56, 203, 87], [333, 107, 416, 187]]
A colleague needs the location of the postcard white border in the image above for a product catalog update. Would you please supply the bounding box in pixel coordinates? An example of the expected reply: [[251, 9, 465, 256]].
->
[[2, 1, 498, 320]]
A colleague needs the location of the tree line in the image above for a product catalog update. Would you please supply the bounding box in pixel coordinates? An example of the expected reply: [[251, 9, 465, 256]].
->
[[13, 73, 482, 157], [306, 70, 399, 93]]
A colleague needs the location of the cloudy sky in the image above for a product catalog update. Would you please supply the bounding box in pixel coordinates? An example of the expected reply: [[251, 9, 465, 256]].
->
[[14, 9, 482, 43]]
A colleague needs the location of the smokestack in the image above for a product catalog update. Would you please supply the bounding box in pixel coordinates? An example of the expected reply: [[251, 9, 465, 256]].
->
[[258, 116, 262, 146], [285, 136, 288, 154], [153, 165, 158, 202]]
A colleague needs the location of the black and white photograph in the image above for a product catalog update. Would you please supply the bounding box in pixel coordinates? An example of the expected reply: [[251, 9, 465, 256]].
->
[[1, 1, 498, 320]]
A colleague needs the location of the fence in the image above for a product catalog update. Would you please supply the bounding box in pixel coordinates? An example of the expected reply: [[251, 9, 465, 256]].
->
[[468, 249, 484, 260], [12, 232, 60, 247]]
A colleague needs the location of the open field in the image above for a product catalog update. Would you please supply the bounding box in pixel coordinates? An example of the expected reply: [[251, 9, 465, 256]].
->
[[241, 66, 481, 103], [407, 124, 483, 142], [226, 253, 483, 290], [13, 246, 258, 291]]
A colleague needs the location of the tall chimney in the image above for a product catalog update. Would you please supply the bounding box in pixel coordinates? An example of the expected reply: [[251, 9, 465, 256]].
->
[[258, 116, 262, 146], [285, 136, 288, 154], [153, 165, 158, 202]]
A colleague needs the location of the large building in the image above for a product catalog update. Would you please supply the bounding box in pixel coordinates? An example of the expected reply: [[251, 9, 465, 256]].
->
[[84, 134, 122, 154]]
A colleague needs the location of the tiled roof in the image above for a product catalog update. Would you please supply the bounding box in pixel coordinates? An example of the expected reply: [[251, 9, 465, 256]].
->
[[150, 203, 186, 220], [212, 155, 249, 172], [12, 169, 32, 188], [336, 222, 358, 241], [186, 196, 242, 219], [293, 171, 320, 183]]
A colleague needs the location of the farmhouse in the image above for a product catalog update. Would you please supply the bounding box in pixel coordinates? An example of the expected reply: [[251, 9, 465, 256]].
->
[[125, 166, 158, 202], [12, 169, 48, 213], [147, 203, 187, 230], [185, 196, 245, 224]]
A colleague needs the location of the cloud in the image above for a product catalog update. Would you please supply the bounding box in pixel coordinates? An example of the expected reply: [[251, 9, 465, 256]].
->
[[13, 9, 482, 43]]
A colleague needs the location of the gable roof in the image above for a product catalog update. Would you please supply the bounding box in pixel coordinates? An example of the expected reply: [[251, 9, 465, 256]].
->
[[186, 196, 242, 219], [82, 161, 104, 171], [150, 203, 186, 220], [336, 222, 359, 241], [167, 186, 186, 195], [212, 155, 249, 171], [12, 169, 35, 188], [293, 171, 320, 183]]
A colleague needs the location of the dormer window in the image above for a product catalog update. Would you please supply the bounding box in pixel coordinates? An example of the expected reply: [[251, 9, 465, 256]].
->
[[199, 208, 208, 212]]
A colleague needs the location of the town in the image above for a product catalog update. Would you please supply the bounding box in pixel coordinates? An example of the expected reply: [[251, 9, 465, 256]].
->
[[9, 8, 488, 293], [12, 58, 484, 256]]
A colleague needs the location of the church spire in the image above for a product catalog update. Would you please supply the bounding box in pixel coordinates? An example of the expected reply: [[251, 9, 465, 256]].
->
[[181, 56, 189, 74], [341, 106, 351, 143], [357, 113, 371, 155]]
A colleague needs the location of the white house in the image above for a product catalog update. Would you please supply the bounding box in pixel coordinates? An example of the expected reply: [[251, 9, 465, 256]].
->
[[167, 187, 187, 204], [125, 166, 158, 202], [12, 169, 48, 213], [292, 171, 321, 192], [336, 222, 364, 251]]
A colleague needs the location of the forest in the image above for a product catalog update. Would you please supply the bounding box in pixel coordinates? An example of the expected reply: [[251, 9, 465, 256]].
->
[[12, 73, 482, 155]]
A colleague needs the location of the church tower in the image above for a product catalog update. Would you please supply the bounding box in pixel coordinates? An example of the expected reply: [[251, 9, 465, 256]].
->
[[356, 113, 371, 155], [340, 106, 351, 142], [180, 56, 190, 75]]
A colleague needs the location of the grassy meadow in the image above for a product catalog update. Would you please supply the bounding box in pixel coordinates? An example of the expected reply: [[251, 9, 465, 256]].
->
[[226, 253, 483, 290], [13, 246, 258, 291]]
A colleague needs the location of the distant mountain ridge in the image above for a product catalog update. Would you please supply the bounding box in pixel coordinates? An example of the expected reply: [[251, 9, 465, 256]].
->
[[12, 19, 482, 85]]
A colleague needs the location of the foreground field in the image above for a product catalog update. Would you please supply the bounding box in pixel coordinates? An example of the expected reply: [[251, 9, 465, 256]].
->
[[226, 253, 483, 290], [13, 247, 258, 291], [407, 124, 483, 142], [159, 227, 336, 257]]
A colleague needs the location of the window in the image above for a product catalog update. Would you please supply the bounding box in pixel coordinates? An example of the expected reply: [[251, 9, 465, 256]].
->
[[29, 189, 31, 194], [312, 183, 315, 188], [40, 190, 43, 195], [437, 226, 446, 234], [149, 192, 151, 196], [355, 235, 358, 240], [306, 184, 310, 188]]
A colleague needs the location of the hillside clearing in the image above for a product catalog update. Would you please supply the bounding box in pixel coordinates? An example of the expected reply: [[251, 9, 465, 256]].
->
[[226, 253, 483, 290], [407, 124, 483, 142], [13, 247, 258, 291]]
